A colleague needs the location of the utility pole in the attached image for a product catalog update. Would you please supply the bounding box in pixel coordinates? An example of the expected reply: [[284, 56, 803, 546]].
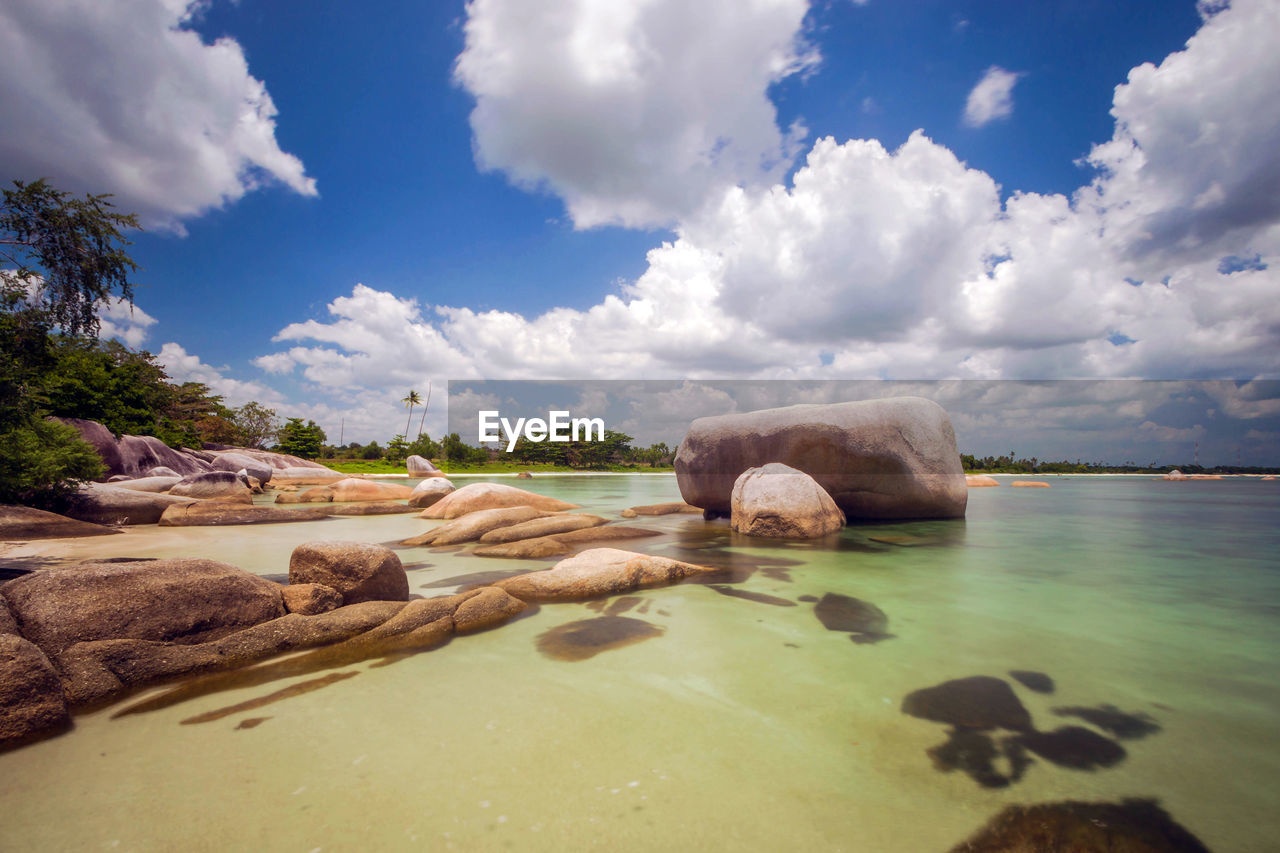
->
[[339, 417, 344, 447]]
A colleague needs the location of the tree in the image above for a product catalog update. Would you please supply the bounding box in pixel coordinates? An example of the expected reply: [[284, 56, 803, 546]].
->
[[407, 432, 441, 460], [361, 440, 383, 460], [386, 434, 410, 464], [231, 402, 279, 449], [276, 418, 326, 459], [401, 389, 421, 439]]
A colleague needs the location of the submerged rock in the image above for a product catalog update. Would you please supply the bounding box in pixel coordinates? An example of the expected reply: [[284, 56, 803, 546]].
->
[[901, 676, 1033, 732], [0, 634, 71, 750], [418, 482, 579, 518], [477, 513, 608, 544], [493, 548, 714, 602], [536, 615, 664, 661], [730, 463, 845, 539], [288, 541, 409, 605], [0, 558, 286, 657], [812, 592, 890, 643], [1011, 480, 1051, 488], [404, 505, 557, 547], [675, 397, 967, 520], [1009, 670, 1055, 694], [947, 798, 1212, 852], [0, 505, 119, 540], [619, 502, 702, 518]]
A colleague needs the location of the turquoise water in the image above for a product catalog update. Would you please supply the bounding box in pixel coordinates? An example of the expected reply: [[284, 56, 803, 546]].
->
[[1, 475, 1278, 851]]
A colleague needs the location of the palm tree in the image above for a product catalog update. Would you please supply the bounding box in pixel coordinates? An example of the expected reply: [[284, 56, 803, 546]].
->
[[401, 389, 421, 438], [415, 381, 432, 440]]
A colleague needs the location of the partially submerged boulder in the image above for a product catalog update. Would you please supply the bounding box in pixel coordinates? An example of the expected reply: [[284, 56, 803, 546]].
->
[[619, 502, 701, 518], [729, 463, 845, 539], [0, 558, 286, 657], [325, 501, 418, 516], [0, 635, 70, 750], [0, 505, 119, 540], [472, 524, 663, 559], [477, 513, 608, 544], [288, 541, 409, 605], [406, 455, 445, 477], [281, 583, 343, 615], [493, 548, 714, 602], [947, 798, 1212, 853], [408, 477, 456, 509], [419, 482, 578, 518], [327, 477, 414, 502], [63, 483, 197, 525], [1162, 470, 1188, 481], [267, 466, 349, 486], [168, 470, 253, 501], [276, 485, 335, 503], [1011, 481, 1050, 488], [966, 475, 1000, 487], [675, 397, 967, 520], [158, 503, 332, 526], [404, 505, 557, 546]]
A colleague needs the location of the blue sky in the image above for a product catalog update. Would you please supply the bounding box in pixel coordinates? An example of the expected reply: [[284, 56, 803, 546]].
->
[[2, 0, 1278, 461]]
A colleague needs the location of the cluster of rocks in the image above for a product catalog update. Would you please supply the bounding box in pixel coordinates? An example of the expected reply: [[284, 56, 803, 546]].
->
[[1, 528, 716, 749]]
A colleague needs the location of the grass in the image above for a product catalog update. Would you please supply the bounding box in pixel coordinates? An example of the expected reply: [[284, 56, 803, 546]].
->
[[319, 458, 674, 475]]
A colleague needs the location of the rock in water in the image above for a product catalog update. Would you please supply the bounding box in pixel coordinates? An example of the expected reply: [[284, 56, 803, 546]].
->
[[168, 471, 253, 501], [675, 397, 967, 520], [0, 558, 286, 657], [403, 506, 557, 546], [407, 477, 456, 508], [477, 513, 608, 544], [0, 505, 119, 540], [281, 583, 344, 615], [901, 675, 1033, 732], [406, 455, 445, 477], [947, 798, 1212, 852], [966, 475, 1000, 487], [62, 483, 198, 525], [0, 634, 71, 749], [730, 463, 845, 539], [327, 478, 414, 502], [812, 592, 890, 642], [158, 503, 332, 526], [418, 482, 579, 518], [493, 548, 714, 602], [210, 452, 274, 485], [288, 541, 409, 605]]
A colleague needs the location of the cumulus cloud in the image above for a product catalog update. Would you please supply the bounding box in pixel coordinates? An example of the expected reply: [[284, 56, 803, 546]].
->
[[97, 297, 157, 348], [453, 0, 817, 228], [0, 0, 316, 231], [963, 66, 1021, 127], [158, 342, 285, 407]]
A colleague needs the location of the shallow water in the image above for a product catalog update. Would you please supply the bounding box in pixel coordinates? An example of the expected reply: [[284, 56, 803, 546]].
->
[[2, 475, 1278, 851]]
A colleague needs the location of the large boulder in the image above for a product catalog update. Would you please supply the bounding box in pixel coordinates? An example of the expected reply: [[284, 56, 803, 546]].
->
[[62, 482, 198, 525], [157, 502, 333, 526], [493, 548, 714, 602], [276, 485, 335, 503], [472, 524, 664, 559], [288, 541, 409, 604], [167, 470, 253, 501], [55, 417, 211, 478], [281, 583, 343, 615], [406, 455, 445, 477], [0, 593, 19, 635], [729, 463, 845, 539], [418, 482, 579, 518], [106, 475, 183, 493], [675, 397, 967, 520], [402, 506, 556, 546], [0, 505, 119, 540], [477, 513, 608, 544], [408, 477, 456, 508], [267, 466, 349, 485], [0, 635, 71, 749], [0, 558, 286, 657], [327, 478, 414, 502], [210, 452, 274, 484]]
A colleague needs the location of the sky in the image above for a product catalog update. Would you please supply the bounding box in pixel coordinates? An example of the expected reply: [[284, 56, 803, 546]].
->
[[2, 0, 1279, 463]]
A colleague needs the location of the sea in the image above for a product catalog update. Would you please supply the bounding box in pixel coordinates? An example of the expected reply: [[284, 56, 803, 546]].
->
[[1, 474, 1277, 851]]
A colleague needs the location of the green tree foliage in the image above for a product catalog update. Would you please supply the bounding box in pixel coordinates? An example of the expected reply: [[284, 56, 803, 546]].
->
[[508, 429, 634, 469], [0, 417, 103, 505], [407, 433, 441, 460], [441, 432, 489, 466], [385, 434, 410, 464], [360, 441, 383, 460], [231, 401, 280, 449], [276, 418, 326, 460]]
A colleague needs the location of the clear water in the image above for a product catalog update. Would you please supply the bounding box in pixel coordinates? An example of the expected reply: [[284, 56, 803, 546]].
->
[[2, 475, 1278, 851]]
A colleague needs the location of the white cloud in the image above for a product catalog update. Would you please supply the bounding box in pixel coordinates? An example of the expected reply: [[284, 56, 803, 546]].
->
[[453, 0, 817, 228], [158, 342, 284, 407], [97, 297, 157, 348], [0, 0, 316, 232], [963, 66, 1022, 127]]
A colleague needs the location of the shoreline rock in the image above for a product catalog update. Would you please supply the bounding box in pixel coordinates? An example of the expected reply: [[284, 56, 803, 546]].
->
[[493, 548, 714, 602], [729, 463, 845, 539], [418, 482, 579, 518], [0, 505, 120, 540]]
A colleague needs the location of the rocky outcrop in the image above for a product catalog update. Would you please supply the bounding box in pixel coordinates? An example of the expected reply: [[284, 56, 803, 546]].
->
[[947, 799, 1212, 853], [281, 583, 343, 615], [56, 418, 211, 478], [266, 467, 349, 485], [326, 478, 414, 502], [402, 506, 556, 546], [408, 477, 455, 508], [107, 475, 183, 493], [1162, 470, 1188, 481], [158, 503, 333, 526], [0, 558, 286, 657], [966, 475, 1000, 487], [0, 593, 19, 636], [275, 485, 335, 503], [515, 471, 532, 479], [493, 548, 714, 602], [325, 501, 418, 516], [62, 483, 197, 525], [406, 455, 445, 477], [0, 505, 119, 540], [471, 524, 663, 559], [419, 482, 579, 518], [210, 452, 273, 484], [619, 502, 701, 518], [1011, 481, 1050, 488], [168, 471, 253, 501], [288, 541, 409, 604], [0, 635, 71, 750], [729, 463, 845, 539], [675, 397, 967, 520], [477, 513, 608, 544], [145, 466, 181, 478]]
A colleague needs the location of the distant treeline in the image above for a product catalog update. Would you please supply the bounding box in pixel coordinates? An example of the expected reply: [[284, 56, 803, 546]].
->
[[961, 453, 1280, 475]]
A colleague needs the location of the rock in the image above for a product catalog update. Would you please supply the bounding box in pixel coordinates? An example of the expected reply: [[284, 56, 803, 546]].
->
[[267, 466, 349, 485], [325, 501, 418, 516], [947, 798, 1213, 853], [0, 505, 119, 540], [1162, 469, 1187, 481], [327, 477, 414, 502], [406, 455, 445, 477], [288, 541, 409, 604], [106, 475, 184, 493], [516, 471, 533, 479], [901, 675, 1033, 732], [730, 463, 845, 539], [276, 485, 335, 503], [813, 593, 890, 642], [0, 558, 286, 657], [407, 477, 455, 508], [56, 417, 212, 478], [281, 583, 343, 615], [168, 471, 253, 501], [452, 587, 528, 632], [1262, 475, 1276, 481], [473, 524, 664, 558], [210, 452, 274, 484], [62, 482, 198, 525], [619, 502, 702, 518], [419, 482, 579, 518], [477, 514, 608, 544], [966, 475, 1000, 487], [675, 397, 967, 520], [403, 506, 557, 546], [145, 466, 180, 478], [0, 593, 19, 636], [493, 548, 714, 602], [1011, 480, 1050, 488], [0, 635, 70, 750], [158, 503, 333, 526]]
